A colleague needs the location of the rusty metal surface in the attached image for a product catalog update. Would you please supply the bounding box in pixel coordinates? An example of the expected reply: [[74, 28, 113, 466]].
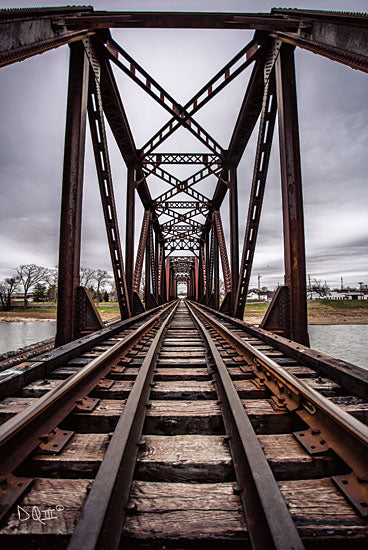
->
[[214, 210, 232, 294], [133, 211, 150, 295], [0, 474, 33, 522], [235, 50, 278, 319], [0, 6, 93, 68], [87, 46, 131, 319], [0, 302, 176, 477], [38, 427, 74, 454], [68, 302, 178, 549], [275, 44, 309, 346], [190, 301, 368, 515], [56, 43, 89, 347], [187, 301, 305, 550]]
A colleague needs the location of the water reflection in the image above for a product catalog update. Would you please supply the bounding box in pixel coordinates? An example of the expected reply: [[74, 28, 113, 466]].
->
[[309, 324, 367, 370], [0, 321, 56, 355]]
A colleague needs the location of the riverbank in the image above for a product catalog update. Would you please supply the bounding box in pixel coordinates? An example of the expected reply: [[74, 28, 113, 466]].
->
[[244, 299, 368, 325], [1, 300, 368, 325], [0, 305, 118, 322]]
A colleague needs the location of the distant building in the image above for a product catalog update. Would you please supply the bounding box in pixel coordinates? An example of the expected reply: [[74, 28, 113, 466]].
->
[[307, 290, 367, 300]]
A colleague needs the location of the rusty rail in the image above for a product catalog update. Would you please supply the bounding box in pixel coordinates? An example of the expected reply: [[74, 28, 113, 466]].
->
[[189, 301, 368, 516]]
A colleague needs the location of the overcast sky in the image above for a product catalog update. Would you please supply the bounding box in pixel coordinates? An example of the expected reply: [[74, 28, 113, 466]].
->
[[0, 0, 367, 290]]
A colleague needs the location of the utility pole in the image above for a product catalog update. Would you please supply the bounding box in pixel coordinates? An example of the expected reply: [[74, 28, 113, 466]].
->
[[308, 274, 311, 292], [341, 277, 344, 291], [258, 273, 261, 293]]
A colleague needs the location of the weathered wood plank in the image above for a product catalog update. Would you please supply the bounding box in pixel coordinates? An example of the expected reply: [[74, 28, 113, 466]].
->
[[258, 434, 340, 480], [25, 433, 109, 478], [0, 478, 90, 540], [136, 435, 233, 482], [123, 481, 247, 546]]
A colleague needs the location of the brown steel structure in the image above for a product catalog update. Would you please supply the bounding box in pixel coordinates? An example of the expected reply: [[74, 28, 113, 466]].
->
[[1, 7, 367, 347]]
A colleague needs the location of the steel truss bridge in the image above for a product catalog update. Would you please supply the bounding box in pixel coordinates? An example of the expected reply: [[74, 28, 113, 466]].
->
[[1, 6, 368, 549], [0, 7, 367, 347]]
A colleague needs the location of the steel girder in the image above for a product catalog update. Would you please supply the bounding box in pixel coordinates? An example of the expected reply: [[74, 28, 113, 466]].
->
[[55, 42, 89, 347], [234, 45, 279, 320], [86, 40, 131, 319]]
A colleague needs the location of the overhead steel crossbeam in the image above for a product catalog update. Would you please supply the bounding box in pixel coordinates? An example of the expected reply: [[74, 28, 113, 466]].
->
[[151, 164, 217, 204], [57, 10, 368, 73], [144, 153, 222, 165], [140, 38, 260, 156], [103, 37, 224, 156], [56, 11, 304, 31], [0, 6, 94, 68]]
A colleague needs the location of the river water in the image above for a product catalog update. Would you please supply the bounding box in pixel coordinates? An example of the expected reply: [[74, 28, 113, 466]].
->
[[0, 321, 367, 370], [0, 321, 56, 355]]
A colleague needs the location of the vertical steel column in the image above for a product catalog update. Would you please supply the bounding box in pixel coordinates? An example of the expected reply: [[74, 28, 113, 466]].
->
[[198, 244, 204, 300], [56, 43, 89, 346], [166, 258, 170, 301], [194, 259, 199, 301], [229, 165, 239, 311], [213, 221, 220, 310], [276, 44, 309, 346], [154, 231, 159, 302], [125, 167, 135, 312], [161, 246, 167, 302], [144, 216, 151, 307], [205, 233, 210, 300]]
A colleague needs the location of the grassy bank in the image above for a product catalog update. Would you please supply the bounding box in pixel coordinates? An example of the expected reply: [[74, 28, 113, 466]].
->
[[1, 300, 368, 324], [244, 299, 368, 325]]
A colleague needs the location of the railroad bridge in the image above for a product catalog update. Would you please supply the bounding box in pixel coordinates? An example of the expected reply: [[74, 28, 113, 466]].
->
[[0, 6, 368, 549]]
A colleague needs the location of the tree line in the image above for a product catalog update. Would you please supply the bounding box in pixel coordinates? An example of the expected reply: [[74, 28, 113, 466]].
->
[[0, 265, 113, 311]]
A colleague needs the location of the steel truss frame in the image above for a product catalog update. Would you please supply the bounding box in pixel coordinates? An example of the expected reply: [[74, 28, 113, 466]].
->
[[1, 7, 366, 344]]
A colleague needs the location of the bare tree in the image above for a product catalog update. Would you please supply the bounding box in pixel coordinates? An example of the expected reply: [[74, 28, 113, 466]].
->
[[0, 277, 19, 311], [45, 267, 58, 303], [80, 267, 96, 288], [94, 269, 112, 303], [16, 264, 47, 308]]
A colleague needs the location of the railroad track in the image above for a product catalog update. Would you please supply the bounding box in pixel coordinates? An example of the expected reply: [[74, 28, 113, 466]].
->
[[0, 300, 367, 548]]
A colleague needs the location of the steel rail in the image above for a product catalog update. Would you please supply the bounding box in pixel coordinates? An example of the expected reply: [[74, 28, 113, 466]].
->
[[68, 300, 179, 550], [0, 301, 177, 477], [186, 301, 305, 550], [189, 302, 368, 505]]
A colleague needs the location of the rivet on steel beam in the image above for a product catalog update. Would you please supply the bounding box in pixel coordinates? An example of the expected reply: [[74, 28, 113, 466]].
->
[[137, 438, 146, 448], [145, 402, 152, 409], [232, 483, 243, 495], [125, 501, 137, 514], [224, 434, 232, 441], [311, 429, 320, 435]]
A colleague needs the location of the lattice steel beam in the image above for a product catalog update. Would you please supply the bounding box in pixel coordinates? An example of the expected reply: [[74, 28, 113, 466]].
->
[[144, 153, 222, 165], [103, 38, 224, 156], [235, 67, 278, 319], [214, 210, 232, 295], [133, 210, 150, 293], [87, 70, 131, 319], [141, 39, 260, 156]]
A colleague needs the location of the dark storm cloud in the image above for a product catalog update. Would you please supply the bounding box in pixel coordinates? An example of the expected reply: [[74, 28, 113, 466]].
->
[[0, 0, 367, 290]]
